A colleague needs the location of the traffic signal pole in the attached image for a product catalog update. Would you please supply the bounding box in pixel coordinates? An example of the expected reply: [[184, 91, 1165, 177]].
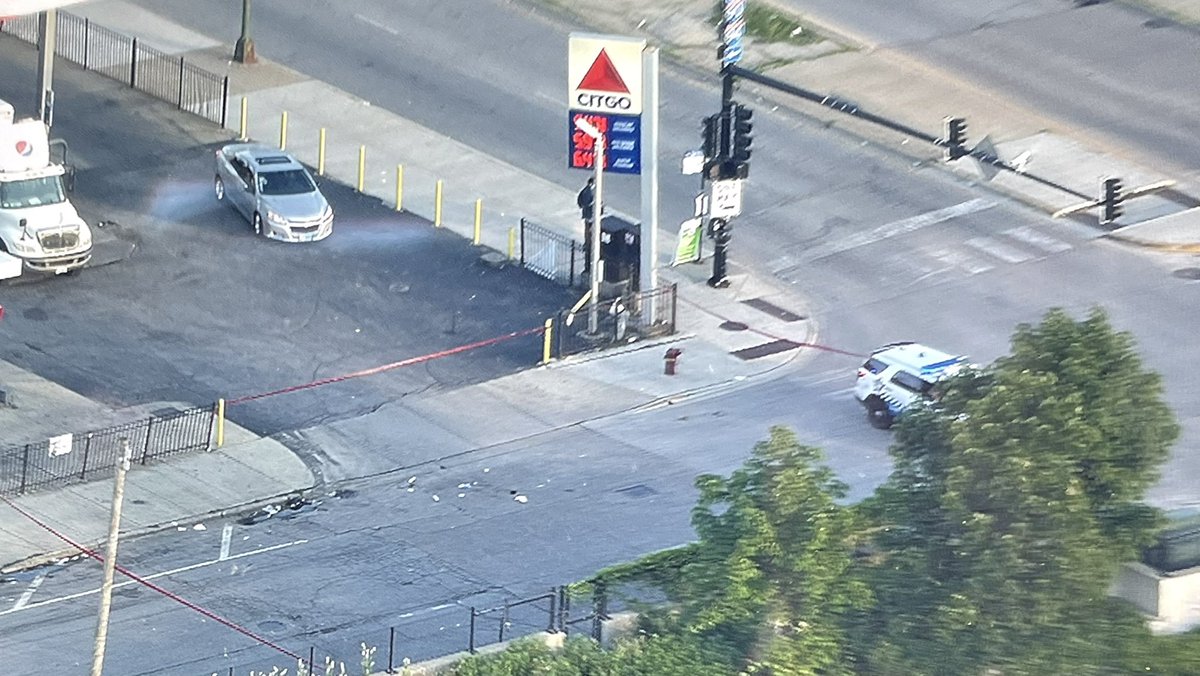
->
[[708, 69, 736, 288]]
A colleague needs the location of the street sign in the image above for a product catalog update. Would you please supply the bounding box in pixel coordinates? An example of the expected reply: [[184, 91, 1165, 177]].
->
[[568, 34, 646, 116], [721, 0, 746, 67], [709, 179, 744, 218], [672, 217, 704, 265], [568, 110, 641, 175]]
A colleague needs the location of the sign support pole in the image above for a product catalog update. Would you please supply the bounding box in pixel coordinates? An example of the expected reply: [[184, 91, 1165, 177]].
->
[[640, 46, 660, 315]]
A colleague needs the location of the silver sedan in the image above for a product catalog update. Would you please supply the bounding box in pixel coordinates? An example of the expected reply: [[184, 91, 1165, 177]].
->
[[214, 143, 334, 242]]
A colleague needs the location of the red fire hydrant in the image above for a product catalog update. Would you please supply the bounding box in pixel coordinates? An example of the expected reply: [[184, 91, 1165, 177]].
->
[[664, 348, 683, 376]]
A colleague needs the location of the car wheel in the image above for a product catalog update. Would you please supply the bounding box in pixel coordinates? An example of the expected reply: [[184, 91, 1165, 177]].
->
[[214, 175, 225, 201], [866, 398, 894, 430], [253, 212, 264, 237]]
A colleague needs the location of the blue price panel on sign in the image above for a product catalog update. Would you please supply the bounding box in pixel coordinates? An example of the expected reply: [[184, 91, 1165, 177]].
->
[[567, 110, 642, 175]]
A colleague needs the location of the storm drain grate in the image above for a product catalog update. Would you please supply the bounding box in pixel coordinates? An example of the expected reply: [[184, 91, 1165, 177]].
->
[[615, 483, 657, 499], [741, 297, 805, 322], [1173, 268, 1200, 281], [731, 339, 802, 360]]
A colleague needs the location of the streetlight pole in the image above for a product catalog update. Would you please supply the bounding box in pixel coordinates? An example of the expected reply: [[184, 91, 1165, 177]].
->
[[574, 117, 604, 335], [233, 0, 257, 64], [90, 438, 132, 676]]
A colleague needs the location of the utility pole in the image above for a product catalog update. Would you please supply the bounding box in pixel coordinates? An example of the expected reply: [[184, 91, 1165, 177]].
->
[[90, 438, 132, 676], [233, 0, 257, 64]]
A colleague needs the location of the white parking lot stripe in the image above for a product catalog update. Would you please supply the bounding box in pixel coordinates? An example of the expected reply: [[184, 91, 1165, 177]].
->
[[965, 236, 1033, 264]]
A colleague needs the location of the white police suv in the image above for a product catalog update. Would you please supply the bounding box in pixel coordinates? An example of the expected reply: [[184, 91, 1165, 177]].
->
[[853, 342, 969, 429]]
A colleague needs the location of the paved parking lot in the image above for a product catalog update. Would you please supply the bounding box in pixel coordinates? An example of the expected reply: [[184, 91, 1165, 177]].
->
[[0, 42, 574, 439]]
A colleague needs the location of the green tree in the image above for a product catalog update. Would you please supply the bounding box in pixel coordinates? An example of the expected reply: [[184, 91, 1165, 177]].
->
[[672, 426, 873, 675], [861, 307, 1178, 675]]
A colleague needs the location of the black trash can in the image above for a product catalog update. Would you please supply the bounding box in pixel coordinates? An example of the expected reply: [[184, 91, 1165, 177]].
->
[[599, 214, 640, 290]]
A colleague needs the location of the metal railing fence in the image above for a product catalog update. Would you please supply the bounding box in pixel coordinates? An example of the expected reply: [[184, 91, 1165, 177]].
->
[[0, 12, 228, 126], [519, 217, 582, 288], [556, 283, 677, 358], [0, 404, 217, 497]]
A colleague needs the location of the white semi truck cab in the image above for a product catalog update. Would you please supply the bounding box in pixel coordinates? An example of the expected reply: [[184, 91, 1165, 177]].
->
[[0, 99, 92, 278]]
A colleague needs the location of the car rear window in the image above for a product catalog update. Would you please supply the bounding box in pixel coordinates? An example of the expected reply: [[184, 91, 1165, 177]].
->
[[863, 357, 888, 375], [891, 370, 934, 395], [258, 169, 316, 196]]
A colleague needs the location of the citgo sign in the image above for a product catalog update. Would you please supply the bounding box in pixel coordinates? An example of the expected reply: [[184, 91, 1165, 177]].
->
[[568, 33, 646, 116]]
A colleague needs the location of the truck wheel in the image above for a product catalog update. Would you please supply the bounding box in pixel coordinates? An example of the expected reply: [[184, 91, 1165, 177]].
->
[[253, 212, 264, 237], [214, 175, 225, 201], [866, 397, 894, 429]]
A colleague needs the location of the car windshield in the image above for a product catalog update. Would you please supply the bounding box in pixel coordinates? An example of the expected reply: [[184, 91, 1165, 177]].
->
[[0, 176, 67, 209], [257, 169, 316, 196]]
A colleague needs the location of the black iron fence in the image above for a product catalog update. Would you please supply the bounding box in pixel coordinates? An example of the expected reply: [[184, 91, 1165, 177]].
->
[[0, 12, 229, 126], [519, 218, 583, 287], [556, 283, 678, 358], [0, 404, 216, 497]]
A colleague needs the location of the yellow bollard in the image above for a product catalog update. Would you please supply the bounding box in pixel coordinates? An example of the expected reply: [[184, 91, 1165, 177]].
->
[[216, 398, 225, 448], [434, 179, 443, 227], [473, 199, 482, 245], [317, 128, 326, 176], [238, 97, 248, 141], [357, 145, 366, 192], [542, 318, 554, 364], [279, 111, 288, 150], [508, 227, 516, 259], [395, 164, 403, 212]]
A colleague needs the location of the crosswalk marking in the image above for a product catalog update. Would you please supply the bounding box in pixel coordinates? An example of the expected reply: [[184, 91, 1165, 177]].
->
[[797, 198, 997, 264], [1001, 226, 1072, 253], [928, 248, 993, 275], [965, 236, 1033, 264]]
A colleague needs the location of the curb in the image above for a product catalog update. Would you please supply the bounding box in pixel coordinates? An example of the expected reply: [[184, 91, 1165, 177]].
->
[[1104, 232, 1200, 253]]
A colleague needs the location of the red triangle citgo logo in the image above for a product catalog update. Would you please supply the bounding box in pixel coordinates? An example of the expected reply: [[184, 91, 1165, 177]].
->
[[577, 49, 629, 93]]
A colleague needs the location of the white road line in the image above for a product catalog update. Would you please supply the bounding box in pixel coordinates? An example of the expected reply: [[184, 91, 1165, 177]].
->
[[396, 602, 456, 620], [805, 370, 855, 386], [0, 539, 307, 617], [1002, 226, 1072, 253], [801, 198, 996, 263], [10, 573, 46, 612], [354, 13, 400, 35], [928, 248, 993, 275], [219, 523, 233, 561], [965, 236, 1034, 264]]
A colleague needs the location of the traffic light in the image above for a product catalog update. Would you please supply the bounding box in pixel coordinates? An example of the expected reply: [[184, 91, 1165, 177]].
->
[[943, 116, 967, 160], [1101, 177, 1125, 225], [701, 114, 720, 160], [731, 103, 753, 165]]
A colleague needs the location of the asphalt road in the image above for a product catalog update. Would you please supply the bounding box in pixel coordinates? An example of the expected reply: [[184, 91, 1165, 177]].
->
[[790, 0, 1200, 173], [3, 1, 1200, 673]]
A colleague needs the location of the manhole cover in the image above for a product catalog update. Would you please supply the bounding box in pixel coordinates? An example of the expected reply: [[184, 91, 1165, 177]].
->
[[1173, 267, 1200, 280], [719, 320, 749, 331], [258, 620, 286, 633]]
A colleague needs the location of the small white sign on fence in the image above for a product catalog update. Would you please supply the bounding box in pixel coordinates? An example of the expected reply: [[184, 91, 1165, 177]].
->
[[48, 433, 73, 458]]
